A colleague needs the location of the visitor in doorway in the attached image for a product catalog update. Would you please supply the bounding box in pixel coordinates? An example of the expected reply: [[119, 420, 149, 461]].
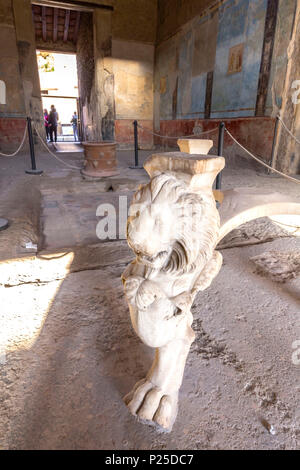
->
[[48, 105, 59, 143], [44, 109, 50, 141], [71, 111, 79, 142]]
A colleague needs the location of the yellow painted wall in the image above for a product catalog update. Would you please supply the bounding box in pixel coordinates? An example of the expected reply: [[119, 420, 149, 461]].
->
[[112, 40, 154, 120]]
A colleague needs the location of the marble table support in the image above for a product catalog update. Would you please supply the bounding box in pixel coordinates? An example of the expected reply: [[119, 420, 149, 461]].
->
[[122, 148, 300, 432]]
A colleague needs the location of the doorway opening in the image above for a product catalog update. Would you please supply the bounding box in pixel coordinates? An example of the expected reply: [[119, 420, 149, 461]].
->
[[36, 51, 80, 143]]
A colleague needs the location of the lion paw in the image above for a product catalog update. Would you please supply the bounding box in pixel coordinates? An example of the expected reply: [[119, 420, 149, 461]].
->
[[123, 379, 178, 432]]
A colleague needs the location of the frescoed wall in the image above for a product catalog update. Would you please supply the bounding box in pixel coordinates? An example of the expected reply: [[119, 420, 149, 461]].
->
[[211, 0, 267, 119], [154, 0, 297, 162], [155, 0, 274, 121]]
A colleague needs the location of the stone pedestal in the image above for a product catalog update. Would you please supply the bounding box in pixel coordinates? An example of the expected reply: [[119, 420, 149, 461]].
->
[[81, 141, 119, 178]]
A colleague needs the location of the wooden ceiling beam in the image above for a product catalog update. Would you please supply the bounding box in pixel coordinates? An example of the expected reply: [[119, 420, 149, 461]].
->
[[53, 8, 58, 42], [73, 11, 80, 44], [42, 6, 47, 41], [63, 9, 70, 42], [31, 1, 96, 13]]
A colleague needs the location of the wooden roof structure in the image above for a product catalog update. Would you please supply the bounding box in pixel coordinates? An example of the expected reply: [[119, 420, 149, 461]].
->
[[32, 4, 81, 45]]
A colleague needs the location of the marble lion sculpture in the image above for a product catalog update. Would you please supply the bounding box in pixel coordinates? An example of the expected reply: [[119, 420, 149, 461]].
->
[[122, 148, 300, 432]]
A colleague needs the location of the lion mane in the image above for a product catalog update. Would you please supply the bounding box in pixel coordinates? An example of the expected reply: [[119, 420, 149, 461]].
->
[[127, 172, 220, 275]]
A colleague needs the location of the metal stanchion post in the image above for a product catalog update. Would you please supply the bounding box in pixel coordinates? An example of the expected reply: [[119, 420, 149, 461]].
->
[[129, 120, 143, 169], [216, 122, 225, 190], [25, 117, 43, 175]]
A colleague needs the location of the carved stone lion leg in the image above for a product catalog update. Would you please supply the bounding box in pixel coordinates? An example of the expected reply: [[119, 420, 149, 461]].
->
[[123, 252, 223, 431], [124, 318, 195, 431]]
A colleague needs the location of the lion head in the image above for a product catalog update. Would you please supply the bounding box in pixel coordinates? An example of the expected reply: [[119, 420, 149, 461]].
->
[[127, 172, 220, 274]]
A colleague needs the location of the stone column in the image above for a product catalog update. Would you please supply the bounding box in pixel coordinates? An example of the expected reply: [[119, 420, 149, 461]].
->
[[93, 8, 115, 141]]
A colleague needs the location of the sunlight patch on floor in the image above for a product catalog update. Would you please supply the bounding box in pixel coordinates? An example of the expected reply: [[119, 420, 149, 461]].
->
[[0, 252, 74, 361]]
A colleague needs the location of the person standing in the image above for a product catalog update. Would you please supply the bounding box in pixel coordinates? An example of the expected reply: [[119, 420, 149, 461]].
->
[[71, 111, 79, 142], [48, 105, 59, 143], [44, 109, 50, 141]]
